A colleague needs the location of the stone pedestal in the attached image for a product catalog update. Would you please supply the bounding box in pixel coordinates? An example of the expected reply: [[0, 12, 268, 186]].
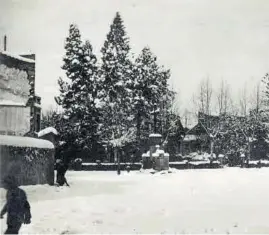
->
[[142, 152, 152, 169], [141, 134, 170, 171], [153, 146, 169, 171]]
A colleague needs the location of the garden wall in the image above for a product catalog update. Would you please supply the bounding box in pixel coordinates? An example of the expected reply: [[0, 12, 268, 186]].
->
[[81, 162, 141, 171], [78, 161, 222, 171], [0, 135, 55, 187]]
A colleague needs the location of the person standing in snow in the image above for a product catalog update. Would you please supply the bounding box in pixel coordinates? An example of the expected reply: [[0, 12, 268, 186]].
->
[[0, 175, 31, 234], [55, 159, 70, 187]]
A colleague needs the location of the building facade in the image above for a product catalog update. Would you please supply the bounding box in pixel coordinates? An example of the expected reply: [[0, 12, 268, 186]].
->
[[0, 51, 41, 135]]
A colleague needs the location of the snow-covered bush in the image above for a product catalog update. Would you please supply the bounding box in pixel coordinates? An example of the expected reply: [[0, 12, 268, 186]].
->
[[126, 163, 131, 173], [0, 136, 55, 186], [72, 158, 83, 171]]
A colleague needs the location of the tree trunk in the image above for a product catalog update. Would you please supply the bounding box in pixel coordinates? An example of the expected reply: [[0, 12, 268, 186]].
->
[[137, 109, 141, 140], [210, 139, 214, 156], [116, 148, 121, 175]]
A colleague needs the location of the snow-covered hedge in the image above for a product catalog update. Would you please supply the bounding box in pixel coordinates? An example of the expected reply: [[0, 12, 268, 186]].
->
[[169, 160, 221, 169], [72, 158, 83, 171], [247, 160, 269, 168], [80, 162, 141, 171], [0, 135, 55, 186], [78, 160, 222, 171]]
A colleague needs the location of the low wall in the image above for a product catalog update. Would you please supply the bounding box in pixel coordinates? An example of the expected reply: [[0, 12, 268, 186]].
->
[[81, 162, 141, 171], [79, 161, 222, 171], [0, 135, 55, 187]]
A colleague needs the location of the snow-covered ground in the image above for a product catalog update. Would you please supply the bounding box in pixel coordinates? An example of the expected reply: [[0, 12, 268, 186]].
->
[[1, 168, 269, 234]]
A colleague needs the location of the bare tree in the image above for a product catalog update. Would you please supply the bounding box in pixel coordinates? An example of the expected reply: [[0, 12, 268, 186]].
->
[[217, 79, 230, 115], [239, 82, 248, 116], [192, 77, 213, 117], [249, 81, 262, 113]]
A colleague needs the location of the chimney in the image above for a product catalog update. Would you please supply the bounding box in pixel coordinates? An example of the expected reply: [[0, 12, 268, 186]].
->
[[4, 35, 7, 51]]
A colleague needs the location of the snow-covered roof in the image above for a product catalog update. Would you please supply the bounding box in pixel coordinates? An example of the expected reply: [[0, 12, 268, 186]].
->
[[0, 135, 54, 149], [38, 127, 58, 137], [0, 51, 35, 64], [0, 100, 26, 106]]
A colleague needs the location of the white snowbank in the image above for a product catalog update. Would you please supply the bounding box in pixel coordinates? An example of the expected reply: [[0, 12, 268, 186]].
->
[[1, 51, 35, 63], [0, 135, 54, 149], [37, 127, 58, 137]]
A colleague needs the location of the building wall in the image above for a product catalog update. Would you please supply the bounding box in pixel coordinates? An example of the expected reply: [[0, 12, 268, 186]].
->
[[0, 105, 30, 135], [0, 63, 29, 104], [0, 52, 41, 134]]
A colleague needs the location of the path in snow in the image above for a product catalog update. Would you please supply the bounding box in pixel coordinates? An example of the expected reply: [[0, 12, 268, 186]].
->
[[1, 168, 269, 234]]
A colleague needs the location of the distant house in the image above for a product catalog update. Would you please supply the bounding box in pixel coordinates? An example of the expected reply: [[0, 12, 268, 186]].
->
[[182, 112, 220, 155], [0, 50, 41, 136]]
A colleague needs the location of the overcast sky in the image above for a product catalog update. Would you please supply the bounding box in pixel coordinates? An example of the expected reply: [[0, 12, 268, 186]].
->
[[1, 0, 269, 118]]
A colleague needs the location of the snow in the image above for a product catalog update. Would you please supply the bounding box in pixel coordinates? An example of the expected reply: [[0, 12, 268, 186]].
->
[[149, 133, 162, 138], [190, 160, 210, 165], [34, 103, 41, 109], [109, 129, 135, 147], [71, 59, 79, 65], [37, 127, 58, 137], [2, 169, 269, 234], [83, 162, 135, 166], [248, 137, 257, 142], [0, 51, 35, 63], [184, 134, 197, 141], [0, 135, 54, 149], [142, 151, 150, 157], [248, 160, 269, 165], [219, 154, 225, 158], [0, 100, 26, 106]]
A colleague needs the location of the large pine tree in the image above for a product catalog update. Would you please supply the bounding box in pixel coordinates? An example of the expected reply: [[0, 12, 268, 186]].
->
[[134, 47, 172, 138], [100, 12, 135, 147], [55, 24, 101, 160]]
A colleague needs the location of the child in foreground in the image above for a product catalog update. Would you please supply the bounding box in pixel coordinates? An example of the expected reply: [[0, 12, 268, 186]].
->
[[0, 175, 31, 234]]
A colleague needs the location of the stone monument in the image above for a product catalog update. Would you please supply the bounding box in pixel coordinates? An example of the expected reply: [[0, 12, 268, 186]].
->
[[142, 133, 170, 171]]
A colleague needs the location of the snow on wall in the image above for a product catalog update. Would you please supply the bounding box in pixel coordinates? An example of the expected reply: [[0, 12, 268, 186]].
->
[[0, 135, 54, 149], [38, 127, 58, 137], [0, 106, 30, 135], [0, 64, 29, 104]]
